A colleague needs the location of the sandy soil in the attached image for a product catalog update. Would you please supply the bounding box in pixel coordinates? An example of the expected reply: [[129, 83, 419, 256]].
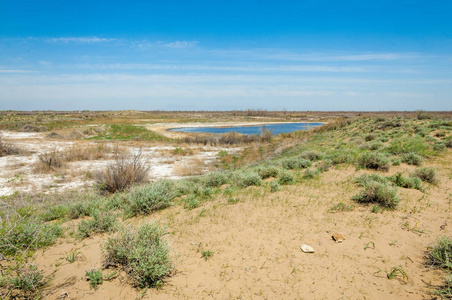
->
[[0, 131, 241, 196], [33, 151, 452, 299]]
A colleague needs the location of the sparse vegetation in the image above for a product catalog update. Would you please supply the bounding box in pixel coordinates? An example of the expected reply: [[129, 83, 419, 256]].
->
[[357, 152, 391, 171], [412, 167, 439, 185], [102, 223, 173, 288], [1, 111, 451, 298], [95, 150, 149, 193], [352, 180, 399, 209], [86, 269, 103, 290]]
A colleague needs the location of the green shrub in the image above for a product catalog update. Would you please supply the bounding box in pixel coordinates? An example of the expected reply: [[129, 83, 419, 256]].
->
[[317, 159, 332, 172], [40, 204, 68, 221], [102, 223, 173, 288], [357, 152, 391, 172], [173, 179, 200, 196], [303, 168, 320, 179], [67, 201, 95, 219], [433, 142, 446, 152], [388, 172, 423, 190], [0, 217, 63, 256], [392, 157, 401, 166], [387, 137, 429, 156], [401, 152, 424, 165], [77, 211, 117, 239], [124, 179, 175, 218], [281, 157, 312, 170], [329, 149, 359, 165], [412, 167, 439, 185], [203, 171, 229, 187], [269, 181, 281, 192], [428, 236, 452, 270], [354, 174, 389, 187], [352, 181, 399, 209], [444, 139, 452, 148], [235, 171, 262, 187], [300, 150, 323, 161], [6, 264, 45, 295], [255, 165, 280, 179], [86, 269, 103, 290], [365, 133, 377, 141], [184, 195, 200, 210], [278, 171, 294, 185]]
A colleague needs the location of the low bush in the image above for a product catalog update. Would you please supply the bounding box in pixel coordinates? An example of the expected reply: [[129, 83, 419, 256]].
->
[[0, 216, 63, 256], [433, 142, 446, 152], [300, 150, 323, 161], [303, 168, 320, 179], [352, 181, 399, 209], [34, 150, 65, 172], [329, 149, 359, 165], [269, 181, 281, 192], [401, 152, 424, 165], [281, 157, 311, 170], [354, 174, 389, 187], [428, 236, 452, 269], [202, 171, 229, 187], [102, 223, 173, 288], [0, 138, 22, 156], [77, 211, 118, 239], [278, 171, 294, 185], [124, 179, 176, 218], [235, 171, 262, 187], [388, 172, 423, 191], [96, 150, 149, 193], [255, 165, 280, 179], [387, 137, 429, 156], [183, 195, 200, 210], [0, 263, 45, 298], [357, 152, 391, 172], [392, 157, 401, 166], [412, 167, 439, 185], [317, 159, 332, 172]]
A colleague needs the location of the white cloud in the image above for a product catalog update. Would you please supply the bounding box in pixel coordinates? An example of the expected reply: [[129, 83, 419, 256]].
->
[[0, 69, 34, 73], [45, 37, 117, 43], [133, 40, 199, 49]]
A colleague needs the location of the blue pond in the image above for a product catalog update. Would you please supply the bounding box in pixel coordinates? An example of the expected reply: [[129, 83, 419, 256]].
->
[[168, 122, 322, 135]]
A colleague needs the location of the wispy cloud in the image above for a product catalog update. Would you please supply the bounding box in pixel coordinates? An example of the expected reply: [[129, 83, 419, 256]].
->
[[212, 49, 424, 62], [0, 69, 34, 73], [133, 40, 199, 49], [45, 37, 117, 43], [71, 63, 368, 73]]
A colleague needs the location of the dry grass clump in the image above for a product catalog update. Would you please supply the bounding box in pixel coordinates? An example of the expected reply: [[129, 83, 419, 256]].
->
[[95, 150, 149, 193], [21, 124, 48, 132], [34, 150, 66, 172], [412, 167, 439, 185], [173, 157, 205, 176], [0, 138, 22, 156], [64, 144, 111, 161], [184, 130, 272, 146]]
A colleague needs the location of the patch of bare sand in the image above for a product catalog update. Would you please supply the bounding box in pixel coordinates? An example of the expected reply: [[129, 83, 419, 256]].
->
[[34, 153, 452, 299], [0, 131, 241, 196]]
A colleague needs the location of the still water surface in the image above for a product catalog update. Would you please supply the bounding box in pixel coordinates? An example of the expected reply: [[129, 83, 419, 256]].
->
[[169, 122, 322, 135]]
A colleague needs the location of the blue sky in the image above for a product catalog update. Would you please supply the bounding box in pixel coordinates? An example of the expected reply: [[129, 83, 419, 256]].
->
[[0, 0, 451, 111]]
